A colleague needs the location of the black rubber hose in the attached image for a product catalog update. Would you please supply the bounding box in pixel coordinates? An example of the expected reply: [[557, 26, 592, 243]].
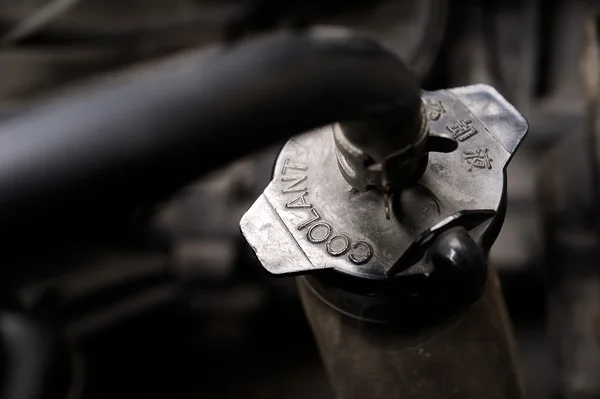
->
[[0, 27, 420, 237]]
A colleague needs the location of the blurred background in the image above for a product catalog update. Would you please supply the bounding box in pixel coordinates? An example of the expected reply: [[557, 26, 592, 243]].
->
[[0, 0, 599, 398]]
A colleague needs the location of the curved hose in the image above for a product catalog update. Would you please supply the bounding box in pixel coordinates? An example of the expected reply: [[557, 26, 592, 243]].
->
[[0, 27, 420, 235]]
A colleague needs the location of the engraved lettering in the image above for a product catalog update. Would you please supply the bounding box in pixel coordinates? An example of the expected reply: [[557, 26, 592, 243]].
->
[[286, 192, 312, 209], [281, 175, 307, 193], [446, 119, 477, 142], [297, 208, 321, 230], [307, 222, 332, 244], [426, 99, 446, 121], [279, 159, 374, 265], [463, 148, 493, 171], [349, 241, 373, 265], [281, 159, 308, 175], [326, 234, 350, 256]]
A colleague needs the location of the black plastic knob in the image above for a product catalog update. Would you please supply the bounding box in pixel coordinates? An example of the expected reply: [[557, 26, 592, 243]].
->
[[428, 226, 487, 304]]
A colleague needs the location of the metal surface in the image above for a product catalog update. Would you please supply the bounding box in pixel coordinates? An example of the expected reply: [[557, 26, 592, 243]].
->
[[298, 270, 525, 399], [241, 84, 528, 281]]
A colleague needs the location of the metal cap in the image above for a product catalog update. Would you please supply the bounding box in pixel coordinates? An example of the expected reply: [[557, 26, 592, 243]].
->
[[240, 84, 527, 308]]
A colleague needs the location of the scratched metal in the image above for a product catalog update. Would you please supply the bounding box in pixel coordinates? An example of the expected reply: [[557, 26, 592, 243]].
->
[[449, 84, 528, 154], [240, 84, 528, 279]]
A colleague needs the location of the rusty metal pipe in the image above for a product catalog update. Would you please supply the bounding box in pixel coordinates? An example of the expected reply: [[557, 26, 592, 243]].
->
[[298, 270, 525, 399]]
